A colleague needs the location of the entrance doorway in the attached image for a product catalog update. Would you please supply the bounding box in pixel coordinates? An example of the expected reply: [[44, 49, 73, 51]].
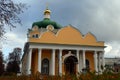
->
[[64, 56, 78, 74]]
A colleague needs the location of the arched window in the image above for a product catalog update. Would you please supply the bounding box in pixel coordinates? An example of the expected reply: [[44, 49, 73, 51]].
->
[[36, 34, 39, 38], [32, 34, 39, 38], [41, 58, 49, 75], [32, 35, 35, 38]]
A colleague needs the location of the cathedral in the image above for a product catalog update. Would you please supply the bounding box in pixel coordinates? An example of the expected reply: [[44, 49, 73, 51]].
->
[[21, 8, 105, 76]]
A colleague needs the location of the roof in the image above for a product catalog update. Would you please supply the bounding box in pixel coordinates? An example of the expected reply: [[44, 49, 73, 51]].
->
[[32, 18, 62, 29]]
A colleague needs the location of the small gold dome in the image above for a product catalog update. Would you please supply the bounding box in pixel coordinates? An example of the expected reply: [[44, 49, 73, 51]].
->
[[44, 8, 51, 15]]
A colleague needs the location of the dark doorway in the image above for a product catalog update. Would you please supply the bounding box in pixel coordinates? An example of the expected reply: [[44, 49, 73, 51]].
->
[[86, 59, 90, 71], [64, 56, 78, 74], [86, 59, 90, 68]]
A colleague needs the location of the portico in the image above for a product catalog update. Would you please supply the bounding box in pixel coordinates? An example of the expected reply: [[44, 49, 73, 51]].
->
[[24, 43, 105, 75]]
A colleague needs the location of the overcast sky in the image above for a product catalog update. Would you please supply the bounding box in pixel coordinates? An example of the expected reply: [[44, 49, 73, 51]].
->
[[1, 0, 120, 58]]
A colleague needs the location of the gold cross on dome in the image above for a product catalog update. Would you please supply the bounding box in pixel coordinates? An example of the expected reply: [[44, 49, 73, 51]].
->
[[46, 2, 49, 9]]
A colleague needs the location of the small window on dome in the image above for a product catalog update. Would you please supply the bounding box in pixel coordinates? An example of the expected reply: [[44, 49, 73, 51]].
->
[[36, 34, 39, 38], [32, 35, 35, 38], [47, 25, 54, 31], [32, 25, 38, 31], [32, 34, 39, 38]]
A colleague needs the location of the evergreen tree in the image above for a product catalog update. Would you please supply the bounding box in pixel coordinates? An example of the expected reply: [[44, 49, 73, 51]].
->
[[0, 50, 4, 75], [6, 48, 21, 74]]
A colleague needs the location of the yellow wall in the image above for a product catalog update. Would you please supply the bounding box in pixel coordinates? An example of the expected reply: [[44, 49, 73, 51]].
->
[[55, 50, 59, 75], [42, 49, 51, 60], [85, 51, 94, 71], [31, 49, 38, 74], [29, 29, 40, 38], [29, 26, 104, 47], [31, 49, 60, 75], [31, 49, 52, 74]]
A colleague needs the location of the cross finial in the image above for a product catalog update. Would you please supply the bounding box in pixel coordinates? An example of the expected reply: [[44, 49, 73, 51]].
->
[[46, 2, 49, 9], [44, 2, 51, 19]]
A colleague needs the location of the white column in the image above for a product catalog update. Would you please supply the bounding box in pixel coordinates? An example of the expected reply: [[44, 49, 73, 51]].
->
[[59, 49, 62, 76], [38, 49, 42, 73], [27, 48, 32, 74], [51, 49, 55, 75], [94, 51, 98, 72], [79, 53, 83, 72], [83, 50, 86, 68], [77, 50, 80, 73]]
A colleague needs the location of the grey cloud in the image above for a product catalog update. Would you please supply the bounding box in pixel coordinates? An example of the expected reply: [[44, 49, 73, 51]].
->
[[4, 0, 120, 57], [51, 0, 120, 43], [15, 0, 120, 44]]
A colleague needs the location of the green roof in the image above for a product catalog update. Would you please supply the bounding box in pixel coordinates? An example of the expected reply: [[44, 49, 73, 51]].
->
[[32, 18, 62, 29]]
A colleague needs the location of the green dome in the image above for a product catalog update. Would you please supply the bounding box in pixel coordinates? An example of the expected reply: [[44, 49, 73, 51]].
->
[[32, 18, 62, 29]]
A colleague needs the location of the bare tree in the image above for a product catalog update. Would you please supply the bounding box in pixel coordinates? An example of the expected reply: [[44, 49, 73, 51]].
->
[[0, 0, 26, 38]]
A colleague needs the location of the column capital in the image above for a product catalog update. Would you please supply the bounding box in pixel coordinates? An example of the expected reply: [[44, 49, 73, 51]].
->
[[76, 49, 80, 51], [82, 50, 86, 52], [94, 50, 98, 54], [59, 49, 63, 50], [52, 49, 57, 52], [83, 50, 86, 51], [94, 50, 97, 52], [38, 48, 42, 50], [38, 48, 42, 52], [59, 49, 62, 53]]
